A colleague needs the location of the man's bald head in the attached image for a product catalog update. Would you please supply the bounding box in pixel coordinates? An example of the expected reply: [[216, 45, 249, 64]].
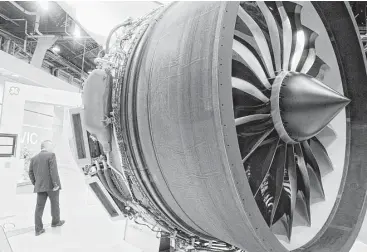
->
[[41, 140, 53, 152]]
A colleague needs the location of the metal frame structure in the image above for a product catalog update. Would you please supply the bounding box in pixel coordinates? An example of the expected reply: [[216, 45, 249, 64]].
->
[[0, 1, 101, 88]]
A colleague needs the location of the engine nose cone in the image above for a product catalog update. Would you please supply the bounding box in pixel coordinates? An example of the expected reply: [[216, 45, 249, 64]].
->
[[271, 71, 350, 143]]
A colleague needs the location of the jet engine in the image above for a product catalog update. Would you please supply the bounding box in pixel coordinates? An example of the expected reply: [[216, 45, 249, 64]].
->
[[69, 2, 367, 251]]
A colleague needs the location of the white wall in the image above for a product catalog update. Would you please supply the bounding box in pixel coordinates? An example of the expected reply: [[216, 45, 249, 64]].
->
[[0, 81, 81, 153], [21, 101, 55, 156]]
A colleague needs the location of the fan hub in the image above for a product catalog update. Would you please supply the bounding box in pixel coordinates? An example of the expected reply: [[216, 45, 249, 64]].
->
[[270, 71, 350, 144]]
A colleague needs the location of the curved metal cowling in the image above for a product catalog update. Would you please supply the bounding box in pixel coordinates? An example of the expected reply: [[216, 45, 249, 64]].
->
[[115, 2, 284, 251], [82, 69, 113, 153], [82, 1, 367, 252]]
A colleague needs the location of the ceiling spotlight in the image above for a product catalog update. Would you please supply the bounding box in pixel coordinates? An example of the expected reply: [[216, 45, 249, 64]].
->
[[52, 45, 60, 53], [73, 25, 81, 38], [38, 1, 49, 11]]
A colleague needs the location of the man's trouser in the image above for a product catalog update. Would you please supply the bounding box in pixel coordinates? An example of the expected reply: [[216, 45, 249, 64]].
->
[[35, 190, 60, 232]]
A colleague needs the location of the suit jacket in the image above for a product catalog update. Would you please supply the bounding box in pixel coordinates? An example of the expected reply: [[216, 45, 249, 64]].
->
[[29, 150, 61, 193]]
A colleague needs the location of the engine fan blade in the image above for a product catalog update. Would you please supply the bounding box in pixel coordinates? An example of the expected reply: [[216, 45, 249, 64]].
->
[[298, 26, 318, 73], [301, 141, 325, 199], [307, 56, 330, 81], [270, 144, 287, 225], [246, 138, 280, 196], [283, 2, 303, 71], [240, 129, 274, 162], [236, 117, 273, 136], [237, 4, 275, 77], [285, 145, 298, 239], [232, 53, 266, 91], [258, 1, 282, 73], [235, 114, 271, 126], [310, 137, 334, 176], [294, 144, 311, 226], [232, 77, 269, 103], [276, 1, 292, 71], [254, 142, 284, 225], [233, 39, 271, 88]]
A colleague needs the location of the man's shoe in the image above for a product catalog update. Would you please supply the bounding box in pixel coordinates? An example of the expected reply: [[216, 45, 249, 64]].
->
[[51, 220, 65, 227], [35, 229, 45, 236]]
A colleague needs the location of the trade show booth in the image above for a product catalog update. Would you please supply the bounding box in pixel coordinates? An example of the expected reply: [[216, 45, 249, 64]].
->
[[0, 64, 81, 210]]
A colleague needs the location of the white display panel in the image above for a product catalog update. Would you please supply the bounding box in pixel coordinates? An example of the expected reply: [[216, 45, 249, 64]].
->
[[0, 134, 16, 157]]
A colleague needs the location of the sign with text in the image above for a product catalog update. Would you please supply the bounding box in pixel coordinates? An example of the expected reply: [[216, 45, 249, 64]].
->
[[20, 126, 53, 155], [20, 102, 55, 157]]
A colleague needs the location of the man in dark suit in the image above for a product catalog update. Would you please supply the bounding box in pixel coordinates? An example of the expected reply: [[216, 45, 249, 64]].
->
[[29, 140, 65, 236]]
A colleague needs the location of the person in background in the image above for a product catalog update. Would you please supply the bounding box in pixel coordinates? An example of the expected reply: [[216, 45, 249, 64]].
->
[[29, 140, 65, 236]]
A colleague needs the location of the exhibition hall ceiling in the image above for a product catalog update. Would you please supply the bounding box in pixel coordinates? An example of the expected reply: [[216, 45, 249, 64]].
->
[[0, 1, 101, 84], [0, 1, 171, 85], [57, 1, 167, 45]]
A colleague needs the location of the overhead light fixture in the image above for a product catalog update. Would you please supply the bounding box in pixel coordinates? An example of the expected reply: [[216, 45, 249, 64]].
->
[[51, 45, 60, 54], [38, 1, 49, 11], [73, 25, 81, 38]]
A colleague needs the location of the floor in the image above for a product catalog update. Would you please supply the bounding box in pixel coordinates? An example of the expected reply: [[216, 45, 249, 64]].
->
[[1, 159, 367, 252], [0, 162, 142, 252]]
